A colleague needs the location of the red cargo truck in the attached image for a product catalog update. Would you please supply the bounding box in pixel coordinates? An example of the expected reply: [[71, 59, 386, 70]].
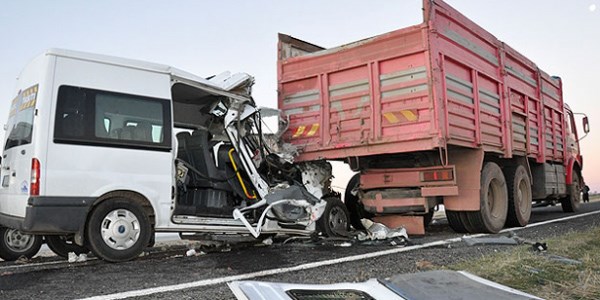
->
[[277, 0, 589, 234]]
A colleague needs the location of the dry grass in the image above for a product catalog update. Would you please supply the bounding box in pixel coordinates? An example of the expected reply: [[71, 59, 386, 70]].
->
[[448, 227, 600, 300]]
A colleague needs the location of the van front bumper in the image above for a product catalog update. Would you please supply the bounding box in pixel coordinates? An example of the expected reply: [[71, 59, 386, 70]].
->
[[0, 196, 95, 234]]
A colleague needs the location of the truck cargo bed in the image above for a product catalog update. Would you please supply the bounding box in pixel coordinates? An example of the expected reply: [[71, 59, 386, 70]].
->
[[278, 0, 565, 164]]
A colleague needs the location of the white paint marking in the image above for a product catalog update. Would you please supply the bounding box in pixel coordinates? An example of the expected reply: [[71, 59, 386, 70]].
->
[[71, 209, 599, 300], [0, 259, 80, 271]]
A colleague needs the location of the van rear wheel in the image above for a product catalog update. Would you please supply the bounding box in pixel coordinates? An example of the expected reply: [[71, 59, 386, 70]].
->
[[0, 227, 43, 261], [86, 198, 151, 262]]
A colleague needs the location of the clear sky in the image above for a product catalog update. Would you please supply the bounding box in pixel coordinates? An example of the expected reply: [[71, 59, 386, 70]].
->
[[0, 0, 598, 191]]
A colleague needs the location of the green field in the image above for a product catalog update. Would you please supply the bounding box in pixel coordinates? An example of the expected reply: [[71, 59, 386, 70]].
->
[[448, 227, 600, 299]]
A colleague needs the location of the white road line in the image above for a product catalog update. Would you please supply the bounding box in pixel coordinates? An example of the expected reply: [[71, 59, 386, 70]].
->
[[0, 260, 71, 270], [0, 257, 98, 271], [79, 210, 600, 300]]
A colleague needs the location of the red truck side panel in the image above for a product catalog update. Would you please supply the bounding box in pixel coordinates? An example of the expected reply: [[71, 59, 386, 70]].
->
[[278, 26, 441, 161], [278, 0, 565, 165]]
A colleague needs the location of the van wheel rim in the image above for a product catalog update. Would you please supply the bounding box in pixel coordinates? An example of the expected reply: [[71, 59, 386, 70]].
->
[[100, 209, 140, 250], [328, 206, 348, 233], [4, 229, 35, 252]]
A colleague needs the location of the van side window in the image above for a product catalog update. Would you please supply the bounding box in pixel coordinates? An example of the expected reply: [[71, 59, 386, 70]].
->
[[54, 86, 171, 151]]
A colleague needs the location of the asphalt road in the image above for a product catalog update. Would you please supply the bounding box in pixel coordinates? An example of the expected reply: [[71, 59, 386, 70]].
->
[[1, 201, 599, 300]]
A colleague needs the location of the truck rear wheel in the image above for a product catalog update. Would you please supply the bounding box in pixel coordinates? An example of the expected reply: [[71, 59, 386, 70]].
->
[[344, 174, 373, 230], [45, 235, 89, 258], [561, 171, 582, 213], [86, 198, 151, 262], [446, 211, 468, 233], [505, 165, 532, 227], [466, 162, 508, 233], [0, 227, 43, 261]]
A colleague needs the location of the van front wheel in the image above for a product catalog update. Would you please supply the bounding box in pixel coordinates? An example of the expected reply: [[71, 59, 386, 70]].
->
[[45, 235, 89, 258], [86, 198, 151, 262]]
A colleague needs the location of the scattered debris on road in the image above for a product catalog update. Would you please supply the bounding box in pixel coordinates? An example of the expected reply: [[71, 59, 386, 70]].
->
[[545, 254, 582, 265], [67, 252, 88, 263], [358, 219, 408, 242]]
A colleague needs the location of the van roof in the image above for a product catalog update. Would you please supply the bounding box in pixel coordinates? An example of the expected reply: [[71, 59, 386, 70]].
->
[[42, 48, 241, 93]]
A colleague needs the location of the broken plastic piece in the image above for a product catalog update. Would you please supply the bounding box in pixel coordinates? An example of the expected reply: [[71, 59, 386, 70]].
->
[[67, 252, 88, 263], [532, 242, 547, 252], [358, 219, 408, 241], [186, 249, 197, 257]]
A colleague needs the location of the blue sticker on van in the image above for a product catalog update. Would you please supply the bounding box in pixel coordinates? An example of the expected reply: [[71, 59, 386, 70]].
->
[[21, 181, 28, 194]]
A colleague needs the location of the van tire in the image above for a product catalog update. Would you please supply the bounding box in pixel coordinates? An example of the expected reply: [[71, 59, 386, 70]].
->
[[45, 235, 89, 258], [317, 197, 350, 237], [0, 227, 43, 261], [86, 197, 151, 262], [505, 165, 532, 227]]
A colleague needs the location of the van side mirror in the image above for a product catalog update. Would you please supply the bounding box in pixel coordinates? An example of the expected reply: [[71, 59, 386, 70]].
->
[[583, 116, 590, 134], [2, 124, 6, 131]]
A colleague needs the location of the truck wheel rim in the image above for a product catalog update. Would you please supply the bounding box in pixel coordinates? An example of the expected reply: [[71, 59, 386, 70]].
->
[[488, 178, 503, 218], [328, 206, 348, 233], [4, 229, 35, 253], [517, 178, 530, 214], [100, 209, 140, 250]]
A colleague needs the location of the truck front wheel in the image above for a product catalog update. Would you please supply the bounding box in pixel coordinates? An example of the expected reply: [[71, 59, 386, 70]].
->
[[561, 171, 582, 213], [344, 174, 373, 230], [0, 227, 43, 261], [86, 198, 151, 262]]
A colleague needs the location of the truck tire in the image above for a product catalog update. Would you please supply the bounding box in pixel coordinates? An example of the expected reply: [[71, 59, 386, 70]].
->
[[466, 162, 508, 233], [424, 210, 434, 227], [45, 235, 89, 258], [561, 171, 582, 213], [344, 174, 373, 230], [446, 211, 468, 233], [0, 227, 43, 261], [317, 197, 350, 237], [505, 165, 532, 227], [86, 197, 151, 262]]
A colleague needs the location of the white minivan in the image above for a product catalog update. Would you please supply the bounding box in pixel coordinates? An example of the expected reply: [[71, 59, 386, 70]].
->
[[0, 49, 348, 262]]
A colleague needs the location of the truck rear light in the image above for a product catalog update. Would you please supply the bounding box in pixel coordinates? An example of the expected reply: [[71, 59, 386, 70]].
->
[[421, 169, 453, 182], [31, 158, 40, 196]]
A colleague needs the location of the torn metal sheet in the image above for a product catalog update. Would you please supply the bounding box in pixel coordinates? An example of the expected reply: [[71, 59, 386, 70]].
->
[[462, 236, 519, 246], [229, 278, 404, 300], [546, 255, 582, 265], [228, 270, 543, 300]]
